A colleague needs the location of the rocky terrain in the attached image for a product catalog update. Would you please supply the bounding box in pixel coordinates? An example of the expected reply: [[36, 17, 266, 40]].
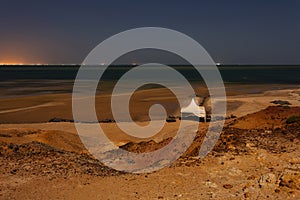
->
[[0, 106, 299, 199]]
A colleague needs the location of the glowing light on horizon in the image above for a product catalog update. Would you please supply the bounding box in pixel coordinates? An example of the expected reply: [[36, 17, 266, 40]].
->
[[0, 61, 44, 65], [0, 56, 44, 65], [0, 62, 25, 65]]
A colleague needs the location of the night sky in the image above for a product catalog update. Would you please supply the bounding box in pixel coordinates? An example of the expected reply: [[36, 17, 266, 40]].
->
[[0, 0, 299, 64]]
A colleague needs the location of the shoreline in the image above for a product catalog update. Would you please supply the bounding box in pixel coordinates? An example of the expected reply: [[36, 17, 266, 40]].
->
[[0, 84, 299, 123]]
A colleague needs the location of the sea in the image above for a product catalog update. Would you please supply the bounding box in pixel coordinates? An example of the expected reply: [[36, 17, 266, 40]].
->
[[0, 65, 299, 97]]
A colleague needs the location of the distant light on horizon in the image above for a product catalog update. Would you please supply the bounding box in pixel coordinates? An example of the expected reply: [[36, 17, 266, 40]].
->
[[0, 62, 45, 65], [0, 62, 80, 66], [0, 62, 25, 65]]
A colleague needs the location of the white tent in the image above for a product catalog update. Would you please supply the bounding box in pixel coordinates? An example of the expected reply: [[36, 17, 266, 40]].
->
[[181, 98, 206, 122]]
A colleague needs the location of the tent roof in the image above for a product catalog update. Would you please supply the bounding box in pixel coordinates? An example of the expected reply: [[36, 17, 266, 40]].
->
[[181, 98, 206, 117]]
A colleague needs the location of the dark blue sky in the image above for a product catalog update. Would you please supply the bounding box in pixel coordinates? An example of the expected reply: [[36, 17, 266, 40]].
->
[[0, 0, 299, 64]]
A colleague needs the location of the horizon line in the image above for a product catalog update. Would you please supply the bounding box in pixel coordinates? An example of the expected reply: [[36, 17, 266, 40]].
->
[[1, 63, 300, 66]]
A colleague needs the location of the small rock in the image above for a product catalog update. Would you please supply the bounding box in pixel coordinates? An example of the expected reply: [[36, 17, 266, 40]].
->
[[246, 143, 255, 148], [223, 184, 233, 189], [259, 173, 277, 188], [205, 180, 218, 188], [228, 167, 242, 176], [279, 173, 300, 190], [23, 165, 31, 171], [244, 192, 250, 198]]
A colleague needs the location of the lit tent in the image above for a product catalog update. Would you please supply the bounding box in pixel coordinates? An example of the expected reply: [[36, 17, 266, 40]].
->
[[181, 98, 206, 122]]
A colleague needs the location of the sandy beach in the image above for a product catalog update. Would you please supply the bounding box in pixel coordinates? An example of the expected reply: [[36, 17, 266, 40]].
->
[[0, 84, 300, 199]]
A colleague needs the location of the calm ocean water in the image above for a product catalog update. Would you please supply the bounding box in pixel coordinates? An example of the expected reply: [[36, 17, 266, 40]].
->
[[0, 65, 299, 84], [0, 65, 299, 97]]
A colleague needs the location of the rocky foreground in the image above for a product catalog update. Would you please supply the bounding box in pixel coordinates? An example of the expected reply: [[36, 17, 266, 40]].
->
[[0, 106, 300, 199]]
